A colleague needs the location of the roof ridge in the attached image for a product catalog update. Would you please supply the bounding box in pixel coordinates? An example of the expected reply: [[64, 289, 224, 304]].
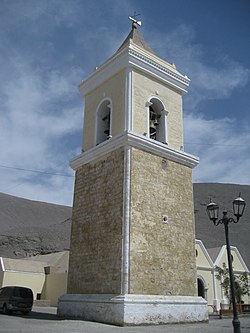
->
[[116, 27, 155, 55]]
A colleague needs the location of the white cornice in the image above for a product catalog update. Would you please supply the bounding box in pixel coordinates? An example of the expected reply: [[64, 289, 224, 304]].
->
[[78, 44, 190, 97], [3, 269, 44, 275], [78, 48, 129, 97], [128, 47, 190, 90], [196, 266, 213, 271], [214, 245, 249, 272], [195, 239, 214, 268], [70, 131, 199, 170]]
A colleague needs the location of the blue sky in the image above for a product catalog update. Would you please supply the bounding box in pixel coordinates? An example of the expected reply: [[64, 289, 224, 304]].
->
[[0, 0, 249, 206]]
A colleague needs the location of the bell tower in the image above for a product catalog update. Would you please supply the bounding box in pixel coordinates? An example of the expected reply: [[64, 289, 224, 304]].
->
[[58, 20, 208, 325]]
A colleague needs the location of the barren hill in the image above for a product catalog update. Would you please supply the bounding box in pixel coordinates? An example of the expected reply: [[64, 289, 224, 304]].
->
[[0, 192, 72, 258], [0, 183, 249, 268]]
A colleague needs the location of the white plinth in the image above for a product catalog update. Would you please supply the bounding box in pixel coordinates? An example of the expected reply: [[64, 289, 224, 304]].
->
[[57, 294, 208, 326]]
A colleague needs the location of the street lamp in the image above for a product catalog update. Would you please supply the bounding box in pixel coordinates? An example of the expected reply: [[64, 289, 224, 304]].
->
[[206, 194, 246, 333]]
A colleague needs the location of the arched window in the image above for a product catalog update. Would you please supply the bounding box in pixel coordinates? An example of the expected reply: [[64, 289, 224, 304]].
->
[[146, 97, 168, 144], [95, 99, 112, 145]]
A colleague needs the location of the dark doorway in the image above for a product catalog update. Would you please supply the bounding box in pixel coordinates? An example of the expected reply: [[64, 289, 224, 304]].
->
[[197, 278, 205, 298]]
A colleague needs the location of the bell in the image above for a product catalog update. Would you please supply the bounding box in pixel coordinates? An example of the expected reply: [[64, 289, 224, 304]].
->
[[154, 117, 159, 126], [104, 129, 110, 136], [150, 120, 156, 131], [150, 120, 157, 139]]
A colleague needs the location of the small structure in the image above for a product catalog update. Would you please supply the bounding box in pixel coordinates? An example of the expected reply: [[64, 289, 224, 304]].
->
[[0, 251, 69, 307], [209, 245, 250, 309], [0, 257, 46, 302], [195, 240, 250, 313], [195, 240, 218, 312]]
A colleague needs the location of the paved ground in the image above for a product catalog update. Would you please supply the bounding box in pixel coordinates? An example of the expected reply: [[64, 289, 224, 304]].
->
[[0, 307, 250, 333]]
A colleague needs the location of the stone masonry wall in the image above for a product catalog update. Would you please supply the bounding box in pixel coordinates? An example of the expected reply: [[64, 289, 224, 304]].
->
[[129, 148, 197, 296], [67, 148, 124, 294]]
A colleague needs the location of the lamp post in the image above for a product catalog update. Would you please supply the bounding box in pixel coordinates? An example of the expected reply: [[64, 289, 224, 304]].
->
[[206, 194, 246, 333]]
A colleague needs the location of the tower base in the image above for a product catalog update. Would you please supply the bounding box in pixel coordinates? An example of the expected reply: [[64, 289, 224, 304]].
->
[[57, 294, 208, 326]]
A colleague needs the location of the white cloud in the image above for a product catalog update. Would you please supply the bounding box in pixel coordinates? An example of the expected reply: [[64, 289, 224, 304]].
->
[[0, 2, 249, 206], [149, 24, 250, 185], [184, 114, 250, 184], [1, 60, 82, 161], [150, 24, 250, 109], [0, 52, 82, 204], [0, 0, 133, 205]]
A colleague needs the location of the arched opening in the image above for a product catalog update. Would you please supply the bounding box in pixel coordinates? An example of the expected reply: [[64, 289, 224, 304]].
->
[[147, 97, 168, 144], [197, 277, 206, 299], [96, 99, 112, 145]]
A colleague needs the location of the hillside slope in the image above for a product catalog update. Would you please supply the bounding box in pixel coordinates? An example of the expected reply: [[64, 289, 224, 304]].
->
[[0, 183, 249, 268], [0, 192, 72, 258]]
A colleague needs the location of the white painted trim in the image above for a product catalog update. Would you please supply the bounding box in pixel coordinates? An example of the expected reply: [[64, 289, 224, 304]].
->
[[212, 269, 219, 309], [233, 269, 250, 275], [196, 239, 214, 267], [121, 146, 131, 294], [79, 48, 129, 97], [128, 48, 189, 94], [79, 44, 190, 97], [196, 266, 213, 271], [145, 102, 150, 139], [3, 269, 44, 275], [214, 245, 249, 272], [230, 246, 250, 272], [69, 131, 199, 170], [125, 67, 132, 131], [0, 257, 5, 271], [214, 245, 226, 267], [163, 109, 168, 144], [196, 240, 220, 310]]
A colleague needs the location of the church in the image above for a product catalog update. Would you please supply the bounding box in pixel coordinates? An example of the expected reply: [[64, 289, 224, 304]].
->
[[57, 19, 208, 325]]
